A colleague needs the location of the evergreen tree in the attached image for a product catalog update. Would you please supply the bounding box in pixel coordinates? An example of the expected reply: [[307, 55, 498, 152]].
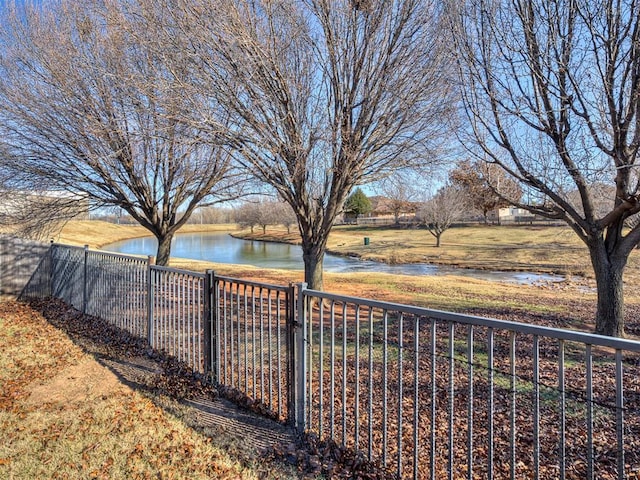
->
[[344, 188, 372, 223]]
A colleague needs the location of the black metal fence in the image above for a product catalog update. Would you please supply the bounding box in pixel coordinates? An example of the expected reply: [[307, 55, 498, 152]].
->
[[297, 288, 640, 479], [13, 241, 640, 479], [0, 235, 49, 298]]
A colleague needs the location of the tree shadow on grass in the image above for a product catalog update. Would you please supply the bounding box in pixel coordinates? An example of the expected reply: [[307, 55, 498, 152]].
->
[[25, 296, 400, 479]]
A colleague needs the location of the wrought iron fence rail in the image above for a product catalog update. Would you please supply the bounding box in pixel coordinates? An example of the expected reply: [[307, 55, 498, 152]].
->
[[151, 263, 207, 278], [214, 274, 291, 292], [299, 287, 640, 480], [303, 288, 640, 351]]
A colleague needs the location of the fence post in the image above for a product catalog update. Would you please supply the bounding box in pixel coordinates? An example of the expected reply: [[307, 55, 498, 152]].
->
[[293, 282, 308, 433], [0, 237, 4, 295], [146, 255, 154, 347], [82, 245, 89, 314], [213, 273, 221, 384], [203, 270, 215, 381], [287, 283, 296, 425], [49, 240, 54, 298]]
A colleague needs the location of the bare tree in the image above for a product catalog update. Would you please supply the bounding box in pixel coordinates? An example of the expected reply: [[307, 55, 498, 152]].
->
[[256, 201, 277, 234], [275, 202, 297, 234], [175, 0, 453, 289], [234, 202, 261, 233], [452, 0, 640, 336], [234, 198, 293, 233], [0, 186, 88, 240], [376, 173, 421, 225], [449, 160, 522, 224], [416, 185, 466, 247], [187, 206, 235, 225], [0, 143, 89, 239], [0, 0, 241, 265]]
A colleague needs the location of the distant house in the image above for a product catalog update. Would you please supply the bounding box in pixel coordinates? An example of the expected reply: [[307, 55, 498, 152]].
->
[[487, 207, 535, 224], [343, 195, 419, 224]]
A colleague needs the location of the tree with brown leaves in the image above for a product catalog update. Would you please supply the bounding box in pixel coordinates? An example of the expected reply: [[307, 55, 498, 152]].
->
[[449, 160, 522, 224]]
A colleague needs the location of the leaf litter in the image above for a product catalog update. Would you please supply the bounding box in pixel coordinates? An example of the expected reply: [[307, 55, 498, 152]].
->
[[10, 296, 640, 479]]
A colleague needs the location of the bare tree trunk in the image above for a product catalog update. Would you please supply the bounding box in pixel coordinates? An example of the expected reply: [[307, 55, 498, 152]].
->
[[302, 241, 325, 291], [590, 243, 626, 337], [436, 234, 442, 247], [155, 232, 174, 267]]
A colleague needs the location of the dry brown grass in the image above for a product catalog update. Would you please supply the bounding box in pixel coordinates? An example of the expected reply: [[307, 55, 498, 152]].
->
[[239, 224, 589, 274], [0, 301, 296, 480], [238, 224, 640, 296]]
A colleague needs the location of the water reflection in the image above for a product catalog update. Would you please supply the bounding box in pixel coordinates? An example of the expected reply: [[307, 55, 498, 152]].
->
[[104, 232, 564, 285]]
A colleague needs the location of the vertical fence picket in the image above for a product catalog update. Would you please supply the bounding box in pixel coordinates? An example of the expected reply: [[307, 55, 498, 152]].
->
[[430, 319, 437, 480], [342, 301, 348, 447], [414, 314, 420, 480], [615, 350, 625, 480], [355, 304, 361, 450], [319, 297, 325, 437], [244, 286, 249, 393], [586, 344, 594, 480], [277, 291, 283, 420], [510, 332, 517, 480], [467, 324, 474, 480], [252, 285, 257, 399], [558, 339, 566, 480], [448, 322, 455, 480], [397, 312, 404, 478], [330, 300, 336, 440]]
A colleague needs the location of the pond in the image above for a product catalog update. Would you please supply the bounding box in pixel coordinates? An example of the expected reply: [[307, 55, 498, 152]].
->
[[104, 232, 565, 285]]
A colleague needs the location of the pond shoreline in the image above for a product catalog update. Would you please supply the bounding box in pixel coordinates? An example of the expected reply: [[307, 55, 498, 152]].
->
[[100, 230, 568, 285], [230, 231, 574, 277]]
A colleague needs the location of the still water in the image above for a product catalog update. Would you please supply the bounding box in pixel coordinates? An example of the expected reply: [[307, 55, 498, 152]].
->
[[104, 232, 564, 285]]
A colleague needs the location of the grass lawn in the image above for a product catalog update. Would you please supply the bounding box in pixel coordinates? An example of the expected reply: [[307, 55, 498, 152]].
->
[[0, 300, 298, 480], [4, 221, 638, 477], [238, 224, 597, 276]]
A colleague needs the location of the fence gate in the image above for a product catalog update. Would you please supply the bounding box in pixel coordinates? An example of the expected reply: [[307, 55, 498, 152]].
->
[[211, 275, 295, 423]]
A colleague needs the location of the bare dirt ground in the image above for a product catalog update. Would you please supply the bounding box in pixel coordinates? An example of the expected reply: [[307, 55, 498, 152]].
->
[[25, 358, 126, 406]]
